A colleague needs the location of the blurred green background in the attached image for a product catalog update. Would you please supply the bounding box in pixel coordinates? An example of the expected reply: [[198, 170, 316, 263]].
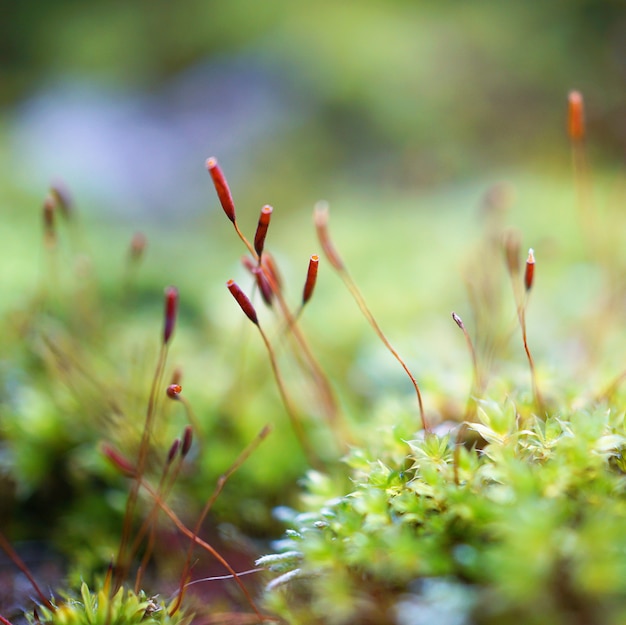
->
[[0, 0, 625, 601], [1, 0, 624, 219], [1, 0, 624, 404]]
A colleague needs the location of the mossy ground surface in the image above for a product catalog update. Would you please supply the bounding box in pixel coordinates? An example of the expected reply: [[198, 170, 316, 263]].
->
[[1, 162, 625, 624]]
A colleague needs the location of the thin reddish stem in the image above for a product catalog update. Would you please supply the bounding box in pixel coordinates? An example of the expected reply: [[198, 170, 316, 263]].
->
[[227, 281, 320, 466], [131, 436, 186, 593], [265, 263, 343, 441], [314, 202, 344, 271], [211, 161, 342, 445], [452, 312, 481, 419], [115, 338, 169, 589], [137, 479, 266, 620], [568, 91, 596, 256], [0, 531, 53, 610], [314, 202, 428, 431], [257, 343, 319, 467], [520, 303, 544, 415], [170, 425, 272, 614], [519, 253, 544, 415], [504, 242, 544, 414]]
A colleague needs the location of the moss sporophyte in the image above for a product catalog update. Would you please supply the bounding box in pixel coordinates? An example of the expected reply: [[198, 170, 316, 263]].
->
[[2, 90, 626, 625], [0, 278, 273, 623]]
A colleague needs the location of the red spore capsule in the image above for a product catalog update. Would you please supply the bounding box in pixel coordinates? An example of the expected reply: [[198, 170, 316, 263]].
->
[[206, 157, 236, 223], [452, 312, 465, 330], [241, 255, 255, 274], [253, 267, 274, 306], [262, 252, 283, 292], [181, 425, 193, 457], [503, 230, 521, 276], [101, 444, 136, 477], [226, 280, 259, 325], [254, 205, 273, 257], [43, 195, 56, 245], [167, 438, 181, 464], [314, 202, 344, 271], [302, 255, 319, 305], [166, 384, 182, 399], [568, 91, 585, 142], [524, 248, 535, 291], [129, 232, 147, 261], [163, 286, 179, 345], [50, 180, 73, 219]]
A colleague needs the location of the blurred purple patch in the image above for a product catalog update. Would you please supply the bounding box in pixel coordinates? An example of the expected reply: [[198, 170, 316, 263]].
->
[[10, 56, 300, 220]]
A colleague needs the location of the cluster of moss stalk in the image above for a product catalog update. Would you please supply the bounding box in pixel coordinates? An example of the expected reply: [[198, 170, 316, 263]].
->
[[2, 90, 626, 625]]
